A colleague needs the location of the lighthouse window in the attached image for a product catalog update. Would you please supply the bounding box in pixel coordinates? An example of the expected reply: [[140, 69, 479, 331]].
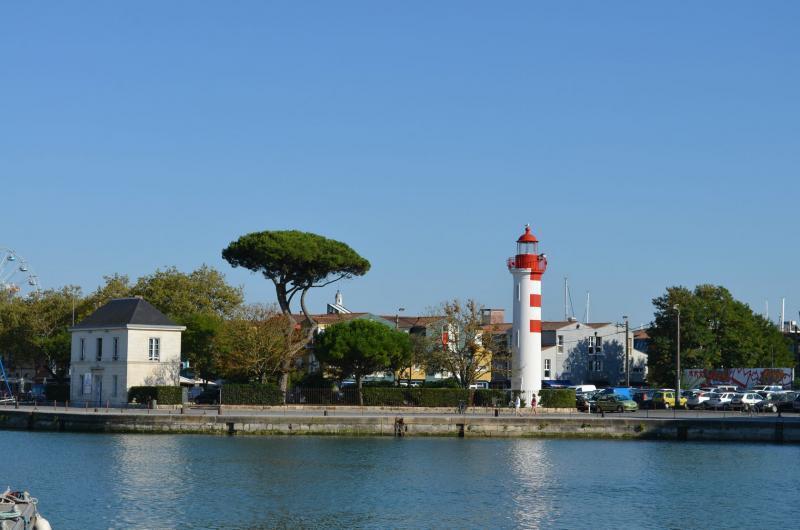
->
[[516, 284, 520, 302]]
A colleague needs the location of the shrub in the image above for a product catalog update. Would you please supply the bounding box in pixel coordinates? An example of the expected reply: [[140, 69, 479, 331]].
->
[[44, 383, 70, 402], [539, 388, 576, 408], [422, 378, 462, 389], [409, 388, 469, 407], [128, 386, 182, 405], [362, 387, 408, 406], [473, 389, 507, 407], [222, 383, 283, 405]]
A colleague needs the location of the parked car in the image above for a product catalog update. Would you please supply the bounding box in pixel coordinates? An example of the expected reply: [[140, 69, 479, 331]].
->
[[632, 389, 656, 409], [652, 390, 687, 409], [712, 385, 738, 393], [752, 385, 783, 393], [756, 392, 797, 413], [576, 391, 600, 412], [686, 391, 713, 409], [704, 392, 736, 410], [730, 392, 763, 411], [595, 394, 638, 413]]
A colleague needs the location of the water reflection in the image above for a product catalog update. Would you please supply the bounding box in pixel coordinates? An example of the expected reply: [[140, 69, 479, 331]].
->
[[107, 435, 189, 528], [506, 440, 554, 529]]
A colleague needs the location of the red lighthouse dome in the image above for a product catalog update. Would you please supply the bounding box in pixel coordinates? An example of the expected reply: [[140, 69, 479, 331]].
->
[[508, 224, 547, 273]]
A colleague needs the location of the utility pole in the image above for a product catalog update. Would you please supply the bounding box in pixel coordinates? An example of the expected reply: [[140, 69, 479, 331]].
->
[[624, 316, 630, 387], [674, 305, 681, 402], [564, 277, 568, 321]]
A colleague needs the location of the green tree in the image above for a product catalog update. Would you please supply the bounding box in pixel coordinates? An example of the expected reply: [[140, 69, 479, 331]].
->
[[133, 265, 243, 320], [648, 285, 792, 387], [180, 312, 224, 384], [222, 230, 370, 396], [0, 287, 81, 380], [314, 319, 411, 405]]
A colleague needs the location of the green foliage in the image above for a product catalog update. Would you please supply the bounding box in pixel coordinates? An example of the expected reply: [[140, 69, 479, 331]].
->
[[0, 286, 80, 379], [648, 285, 793, 387], [474, 389, 507, 407], [222, 230, 370, 289], [132, 266, 244, 320], [422, 378, 462, 388], [360, 388, 470, 407], [128, 386, 182, 405], [221, 383, 283, 405], [44, 383, 70, 402], [314, 319, 411, 404], [180, 312, 224, 380], [539, 389, 576, 408]]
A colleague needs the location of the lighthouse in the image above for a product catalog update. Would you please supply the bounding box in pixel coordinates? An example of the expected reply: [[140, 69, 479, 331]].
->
[[507, 225, 547, 406]]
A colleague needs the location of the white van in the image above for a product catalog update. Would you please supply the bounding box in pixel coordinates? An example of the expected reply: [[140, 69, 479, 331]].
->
[[570, 384, 597, 394]]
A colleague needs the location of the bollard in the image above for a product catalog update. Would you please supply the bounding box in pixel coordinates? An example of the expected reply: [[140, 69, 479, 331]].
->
[[54, 400, 57, 411], [218, 405, 222, 415], [494, 408, 499, 417], [180, 405, 185, 415], [106, 400, 109, 413], [324, 409, 328, 416]]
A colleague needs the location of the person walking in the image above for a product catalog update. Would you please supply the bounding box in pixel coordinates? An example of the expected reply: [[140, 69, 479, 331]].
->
[[514, 394, 521, 416], [531, 392, 538, 415]]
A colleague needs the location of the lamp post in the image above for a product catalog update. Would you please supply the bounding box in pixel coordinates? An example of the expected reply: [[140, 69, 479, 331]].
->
[[623, 315, 630, 387], [674, 304, 681, 408]]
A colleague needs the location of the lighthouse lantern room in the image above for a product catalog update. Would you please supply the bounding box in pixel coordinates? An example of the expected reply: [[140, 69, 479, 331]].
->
[[507, 224, 547, 406]]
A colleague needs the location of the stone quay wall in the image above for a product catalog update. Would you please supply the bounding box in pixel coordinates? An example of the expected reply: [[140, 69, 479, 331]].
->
[[0, 409, 798, 443]]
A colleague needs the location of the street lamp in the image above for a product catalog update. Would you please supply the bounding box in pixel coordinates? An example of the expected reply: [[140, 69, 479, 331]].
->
[[674, 304, 681, 408], [623, 315, 630, 387]]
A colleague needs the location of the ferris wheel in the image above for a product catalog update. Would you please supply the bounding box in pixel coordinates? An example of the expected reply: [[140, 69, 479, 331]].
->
[[0, 248, 40, 296]]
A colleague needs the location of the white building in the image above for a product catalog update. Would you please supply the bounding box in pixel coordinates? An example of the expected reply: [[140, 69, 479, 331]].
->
[[69, 297, 185, 406]]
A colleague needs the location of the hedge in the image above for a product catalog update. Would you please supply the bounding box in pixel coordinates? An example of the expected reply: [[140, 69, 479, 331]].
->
[[128, 386, 182, 405], [222, 384, 283, 405], [473, 389, 507, 407], [44, 383, 70, 402], [539, 388, 576, 408]]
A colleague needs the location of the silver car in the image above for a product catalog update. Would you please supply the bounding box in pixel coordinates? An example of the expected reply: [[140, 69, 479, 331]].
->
[[730, 392, 763, 411], [705, 392, 736, 410]]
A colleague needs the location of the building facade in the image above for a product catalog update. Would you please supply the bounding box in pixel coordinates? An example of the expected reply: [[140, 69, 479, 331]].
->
[[69, 297, 185, 406]]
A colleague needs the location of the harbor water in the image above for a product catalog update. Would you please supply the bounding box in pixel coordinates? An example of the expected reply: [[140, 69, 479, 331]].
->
[[2, 431, 799, 529]]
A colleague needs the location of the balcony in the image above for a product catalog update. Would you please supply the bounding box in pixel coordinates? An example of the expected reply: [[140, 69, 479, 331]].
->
[[507, 254, 547, 272]]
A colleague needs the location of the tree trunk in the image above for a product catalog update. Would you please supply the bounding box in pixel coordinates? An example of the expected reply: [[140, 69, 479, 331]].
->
[[356, 374, 363, 406]]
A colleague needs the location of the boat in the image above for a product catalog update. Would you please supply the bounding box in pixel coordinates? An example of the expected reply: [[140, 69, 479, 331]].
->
[[0, 489, 50, 530]]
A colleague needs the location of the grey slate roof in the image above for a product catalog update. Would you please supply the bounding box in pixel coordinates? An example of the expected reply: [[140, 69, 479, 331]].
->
[[72, 297, 179, 329]]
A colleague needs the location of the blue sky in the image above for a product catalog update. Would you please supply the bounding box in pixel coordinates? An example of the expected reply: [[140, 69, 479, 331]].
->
[[2, 2, 799, 327]]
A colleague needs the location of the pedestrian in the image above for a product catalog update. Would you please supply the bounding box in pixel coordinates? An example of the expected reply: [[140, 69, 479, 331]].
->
[[531, 392, 538, 415], [514, 394, 521, 416]]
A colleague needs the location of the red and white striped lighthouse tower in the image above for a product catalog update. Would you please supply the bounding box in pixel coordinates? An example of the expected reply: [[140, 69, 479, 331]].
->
[[507, 224, 548, 405]]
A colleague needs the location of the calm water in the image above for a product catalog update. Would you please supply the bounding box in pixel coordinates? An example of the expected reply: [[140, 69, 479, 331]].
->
[[2, 432, 799, 529]]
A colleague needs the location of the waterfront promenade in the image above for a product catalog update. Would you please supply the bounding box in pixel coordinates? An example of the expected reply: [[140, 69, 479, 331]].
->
[[1, 404, 799, 443]]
